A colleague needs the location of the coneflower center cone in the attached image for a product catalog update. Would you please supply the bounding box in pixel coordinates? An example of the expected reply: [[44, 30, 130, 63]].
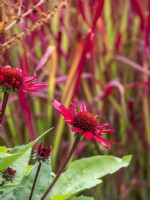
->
[[74, 111, 98, 133], [0, 67, 23, 90]]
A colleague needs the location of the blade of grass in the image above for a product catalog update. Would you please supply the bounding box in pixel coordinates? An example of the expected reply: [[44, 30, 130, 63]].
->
[[52, 40, 84, 168], [47, 47, 57, 127]]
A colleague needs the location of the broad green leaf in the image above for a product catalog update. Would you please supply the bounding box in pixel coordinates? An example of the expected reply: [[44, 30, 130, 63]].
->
[[0, 127, 53, 171], [71, 195, 95, 200], [0, 185, 21, 190], [51, 155, 132, 198], [0, 149, 31, 190], [0, 189, 14, 200], [25, 165, 33, 175], [0, 146, 9, 158], [13, 160, 52, 200], [0, 146, 7, 153], [52, 194, 94, 200], [52, 193, 75, 200], [0, 153, 10, 158], [11, 148, 31, 185]]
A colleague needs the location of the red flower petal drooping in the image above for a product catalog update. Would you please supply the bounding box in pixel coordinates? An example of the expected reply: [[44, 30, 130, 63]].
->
[[52, 100, 119, 150]]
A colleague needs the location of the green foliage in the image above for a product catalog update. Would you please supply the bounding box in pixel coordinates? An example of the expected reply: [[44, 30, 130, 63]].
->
[[13, 161, 52, 200], [51, 155, 132, 199], [0, 136, 131, 200], [0, 148, 31, 188], [52, 194, 95, 200], [51, 193, 76, 200], [0, 0, 149, 199], [0, 127, 53, 199], [0, 189, 14, 200], [0, 127, 53, 171], [0, 146, 7, 153], [71, 196, 95, 200]]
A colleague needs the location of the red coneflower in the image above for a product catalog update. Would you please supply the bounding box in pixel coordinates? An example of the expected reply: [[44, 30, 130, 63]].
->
[[29, 142, 52, 200], [34, 142, 52, 163], [52, 100, 119, 150], [0, 167, 16, 184], [0, 65, 46, 93], [0, 65, 47, 125]]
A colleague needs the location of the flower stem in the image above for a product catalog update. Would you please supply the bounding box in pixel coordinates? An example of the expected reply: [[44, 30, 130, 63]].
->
[[0, 92, 9, 125], [29, 162, 42, 200], [40, 135, 80, 200], [0, 181, 6, 186], [92, 140, 102, 155]]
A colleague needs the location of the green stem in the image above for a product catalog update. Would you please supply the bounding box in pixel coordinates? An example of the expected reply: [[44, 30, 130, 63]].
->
[[92, 140, 102, 155], [41, 135, 80, 200], [29, 162, 42, 200]]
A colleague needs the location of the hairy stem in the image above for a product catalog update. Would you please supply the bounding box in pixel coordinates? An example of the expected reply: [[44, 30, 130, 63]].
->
[[0, 181, 6, 186], [29, 162, 42, 200], [0, 92, 9, 125], [41, 135, 80, 200]]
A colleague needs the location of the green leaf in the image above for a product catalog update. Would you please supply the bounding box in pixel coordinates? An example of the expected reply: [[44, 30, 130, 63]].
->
[[0, 153, 10, 158], [51, 193, 76, 200], [51, 194, 94, 200], [51, 155, 132, 198], [0, 189, 14, 200], [71, 195, 95, 200], [0, 127, 53, 171], [0, 149, 31, 190], [25, 165, 33, 175], [13, 160, 52, 200], [11, 148, 31, 185], [0, 146, 9, 158], [0, 146, 7, 153]]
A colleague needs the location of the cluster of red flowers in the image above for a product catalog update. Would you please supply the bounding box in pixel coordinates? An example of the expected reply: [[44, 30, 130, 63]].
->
[[0, 65, 118, 150]]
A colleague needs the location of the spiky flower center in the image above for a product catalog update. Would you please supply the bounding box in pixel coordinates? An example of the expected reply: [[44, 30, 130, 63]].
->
[[74, 111, 98, 133], [0, 66, 23, 92]]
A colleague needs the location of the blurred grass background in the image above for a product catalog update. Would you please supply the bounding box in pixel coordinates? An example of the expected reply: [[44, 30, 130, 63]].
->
[[0, 0, 150, 199]]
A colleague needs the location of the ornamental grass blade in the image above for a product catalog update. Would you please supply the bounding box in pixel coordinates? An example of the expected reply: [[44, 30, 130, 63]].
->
[[131, 0, 145, 29], [22, 42, 30, 75], [52, 40, 84, 167], [18, 90, 36, 140], [53, 0, 105, 168], [47, 46, 57, 127]]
